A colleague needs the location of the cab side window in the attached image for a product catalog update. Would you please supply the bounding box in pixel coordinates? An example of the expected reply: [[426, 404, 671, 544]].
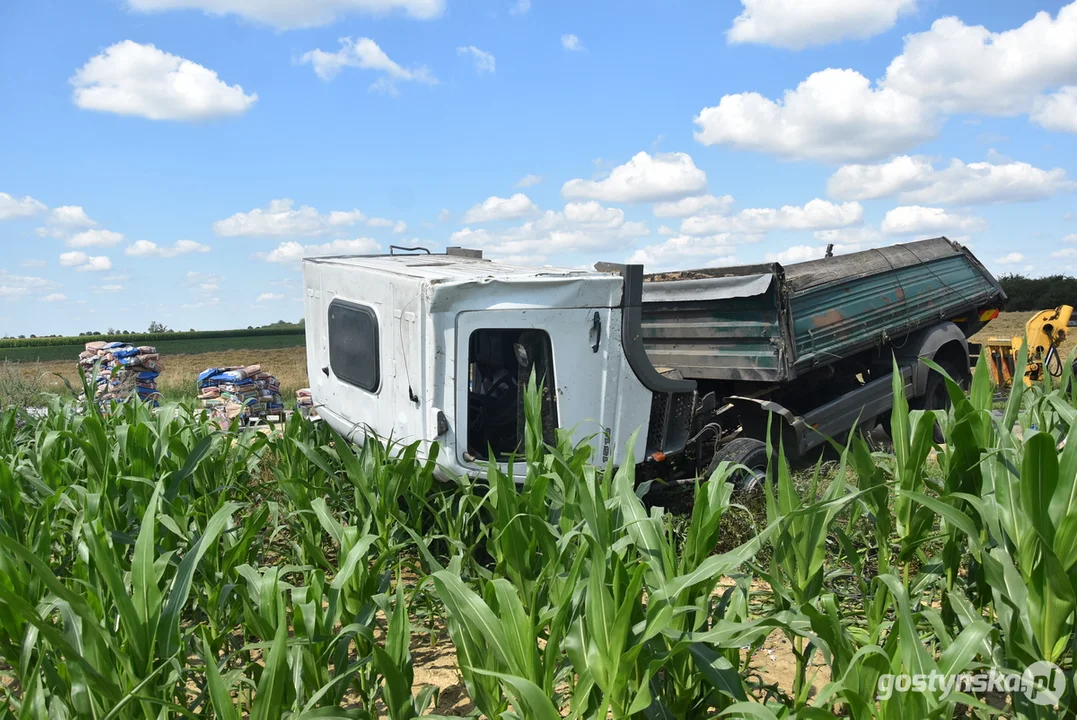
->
[[328, 300, 380, 392]]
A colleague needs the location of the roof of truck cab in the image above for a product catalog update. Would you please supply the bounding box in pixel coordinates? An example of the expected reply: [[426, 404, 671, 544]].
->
[[304, 253, 616, 283]]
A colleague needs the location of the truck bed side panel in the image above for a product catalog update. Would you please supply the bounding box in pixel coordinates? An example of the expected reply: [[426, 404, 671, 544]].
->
[[637, 238, 1003, 382], [641, 289, 787, 382], [790, 252, 1000, 371]]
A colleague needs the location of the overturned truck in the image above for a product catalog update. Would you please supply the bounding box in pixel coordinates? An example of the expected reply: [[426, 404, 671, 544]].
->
[[303, 237, 1005, 484]]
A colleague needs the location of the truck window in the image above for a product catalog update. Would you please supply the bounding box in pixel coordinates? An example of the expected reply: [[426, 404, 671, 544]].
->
[[467, 328, 557, 461], [328, 300, 380, 392]]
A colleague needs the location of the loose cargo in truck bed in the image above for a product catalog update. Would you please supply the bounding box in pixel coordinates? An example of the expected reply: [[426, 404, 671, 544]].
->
[[639, 237, 1005, 383]]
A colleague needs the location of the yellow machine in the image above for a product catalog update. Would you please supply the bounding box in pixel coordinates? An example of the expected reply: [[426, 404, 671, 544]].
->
[[985, 305, 1074, 387]]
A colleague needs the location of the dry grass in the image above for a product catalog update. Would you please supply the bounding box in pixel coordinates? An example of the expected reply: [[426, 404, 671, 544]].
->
[[971, 310, 1077, 360], [16, 346, 309, 403]]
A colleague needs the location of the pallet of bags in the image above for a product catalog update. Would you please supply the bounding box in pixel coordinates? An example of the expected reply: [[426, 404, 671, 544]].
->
[[296, 388, 318, 419], [77, 341, 163, 409], [197, 364, 284, 424]]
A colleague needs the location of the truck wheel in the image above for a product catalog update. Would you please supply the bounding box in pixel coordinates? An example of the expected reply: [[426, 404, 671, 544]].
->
[[706, 438, 769, 493], [921, 360, 962, 444]]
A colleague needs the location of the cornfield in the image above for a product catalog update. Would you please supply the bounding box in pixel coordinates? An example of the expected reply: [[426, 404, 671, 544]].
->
[[0, 350, 1074, 719]]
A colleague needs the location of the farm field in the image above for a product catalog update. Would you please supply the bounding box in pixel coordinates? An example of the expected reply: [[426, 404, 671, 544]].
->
[[0, 332, 306, 364], [10, 346, 310, 404], [1, 357, 1075, 718]]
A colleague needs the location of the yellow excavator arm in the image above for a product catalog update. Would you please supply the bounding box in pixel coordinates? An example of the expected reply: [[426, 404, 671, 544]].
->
[[1024, 305, 1073, 385], [984, 305, 1074, 387]]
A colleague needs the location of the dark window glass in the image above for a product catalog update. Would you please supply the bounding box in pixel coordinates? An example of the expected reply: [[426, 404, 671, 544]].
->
[[328, 300, 379, 392], [466, 328, 557, 461]]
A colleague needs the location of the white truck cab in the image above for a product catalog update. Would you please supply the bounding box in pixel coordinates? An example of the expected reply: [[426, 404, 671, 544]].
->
[[302, 247, 657, 480]]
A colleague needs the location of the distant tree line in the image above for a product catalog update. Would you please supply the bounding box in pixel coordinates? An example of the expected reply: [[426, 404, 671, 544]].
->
[[998, 275, 1077, 312], [3, 319, 304, 343]]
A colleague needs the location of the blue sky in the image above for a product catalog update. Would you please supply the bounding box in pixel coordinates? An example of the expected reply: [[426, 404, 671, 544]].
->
[[1, 0, 1075, 336]]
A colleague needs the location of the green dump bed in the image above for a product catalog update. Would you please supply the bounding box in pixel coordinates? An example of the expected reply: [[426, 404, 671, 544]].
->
[[639, 237, 1005, 383]]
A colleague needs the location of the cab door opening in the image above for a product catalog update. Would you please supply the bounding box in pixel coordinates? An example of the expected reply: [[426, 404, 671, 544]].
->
[[466, 328, 558, 461]]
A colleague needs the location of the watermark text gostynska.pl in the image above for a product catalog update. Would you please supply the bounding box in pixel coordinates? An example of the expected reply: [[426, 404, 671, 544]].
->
[[877, 662, 1066, 707]]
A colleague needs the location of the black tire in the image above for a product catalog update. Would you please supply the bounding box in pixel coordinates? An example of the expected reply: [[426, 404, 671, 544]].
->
[[920, 360, 962, 444], [706, 437, 769, 493]]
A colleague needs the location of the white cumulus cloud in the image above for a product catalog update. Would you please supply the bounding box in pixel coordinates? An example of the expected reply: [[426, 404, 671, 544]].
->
[[47, 206, 97, 227], [262, 238, 382, 264], [1032, 87, 1077, 133], [563, 152, 707, 203], [728, 0, 916, 50], [43, 293, 68, 303], [882, 3, 1077, 116], [652, 194, 734, 218], [765, 245, 828, 264], [515, 174, 543, 188], [0, 192, 47, 220], [626, 234, 751, 271], [257, 292, 285, 302], [457, 45, 495, 74], [694, 69, 936, 162], [126, 0, 445, 29], [67, 229, 125, 248], [365, 217, 407, 233], [70, 40, 257, 121], [828, 156, 1075, 204], [59, 252, 113, 272], [813, 226, 883, 246], [881, 206, 987, 235], [462, 193, 539, 224], [300, 37, 437, 93], [126, 239, 211, 257], [450, 202, 650, 262], [214, 199, 365, 238], [995, 252, 1025, 265], [561, 34, 584, 51], [509, 0, 530, 15], [328, 209, 365, 226], [681, 199, 863, 235], [0, 270, 53, 299]]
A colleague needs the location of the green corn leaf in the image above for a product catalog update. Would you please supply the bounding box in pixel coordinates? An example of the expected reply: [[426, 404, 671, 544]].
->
[[431, 571, 513, 672], [132, 483, 163, 655], [688, 643, 747, 701], [201, 634, 239, 720], [1048, 411, 1077, 533], [470, 669, 562, 720], [160, 501, 240, 658], [1027, 542, 1076, 664], [896, 489, 983, 560], [1021, 432, 1059, 546], [252, 599, 291, 720], [718, 701, 782, 720], [937, 620, 992, 677]]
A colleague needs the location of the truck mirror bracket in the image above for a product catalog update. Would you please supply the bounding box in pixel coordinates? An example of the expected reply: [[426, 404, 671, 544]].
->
[[615, 264, 697, 395]]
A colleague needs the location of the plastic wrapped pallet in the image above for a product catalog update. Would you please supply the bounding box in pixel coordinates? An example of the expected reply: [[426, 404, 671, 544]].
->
[[78, 342, 163, 409], [198, 365, 284, 424], [296, 388, 318, 419]]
